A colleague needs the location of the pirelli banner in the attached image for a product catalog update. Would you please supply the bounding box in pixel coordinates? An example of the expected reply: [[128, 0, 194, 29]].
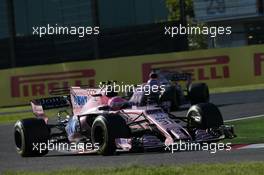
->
[[1, 44, 264, 106]]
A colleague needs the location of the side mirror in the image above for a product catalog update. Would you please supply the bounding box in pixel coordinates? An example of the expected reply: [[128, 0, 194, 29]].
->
[[98, 105, 110, 111], [92, 94, 102, 97]]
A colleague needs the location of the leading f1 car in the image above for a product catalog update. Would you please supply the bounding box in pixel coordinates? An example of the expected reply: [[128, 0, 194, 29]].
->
[[14, 84, 235, 157]]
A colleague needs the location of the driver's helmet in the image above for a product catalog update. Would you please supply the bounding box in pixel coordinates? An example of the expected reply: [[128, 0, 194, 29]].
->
[[108, 96, 127, 110], [149, 72, 158, 79]]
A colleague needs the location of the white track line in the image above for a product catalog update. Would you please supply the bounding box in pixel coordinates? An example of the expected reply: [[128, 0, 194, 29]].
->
[[225, 114, 264, 122], [239, 143, 264, 149]]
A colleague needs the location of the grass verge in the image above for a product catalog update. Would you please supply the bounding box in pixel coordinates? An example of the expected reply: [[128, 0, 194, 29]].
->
[[225, 116, 264, 144], [0, 112, 32, 124], [210, 83, 264, 94], [0, 106, 31, 124], [0, 106, 69, 124], [3, 162, 264, 175]]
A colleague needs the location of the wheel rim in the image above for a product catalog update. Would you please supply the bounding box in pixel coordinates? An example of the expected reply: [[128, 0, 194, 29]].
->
[[188, 111, 202, 128]]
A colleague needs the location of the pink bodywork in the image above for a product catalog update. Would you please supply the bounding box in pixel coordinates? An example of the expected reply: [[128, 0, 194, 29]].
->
[[31, 86, 192, 150], [70, 87, 192, 148]]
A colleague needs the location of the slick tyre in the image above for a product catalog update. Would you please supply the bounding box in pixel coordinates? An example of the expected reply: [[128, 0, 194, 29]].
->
[[91, 115, 130, 155], [14, 118, 50, 157], [186, 103, 223, 129], [188, 83, 209, 105]]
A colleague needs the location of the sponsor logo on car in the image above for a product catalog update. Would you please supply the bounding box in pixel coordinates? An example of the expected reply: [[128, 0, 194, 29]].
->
[[73, 96, 88, 106]]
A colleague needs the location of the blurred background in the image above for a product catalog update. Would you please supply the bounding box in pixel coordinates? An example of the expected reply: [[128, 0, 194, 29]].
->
[[0, 0, 264, 69]]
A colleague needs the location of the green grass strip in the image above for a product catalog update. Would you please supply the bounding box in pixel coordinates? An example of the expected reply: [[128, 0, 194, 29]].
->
[[210, 83, 264, 94], [3, 162, 264, 175], [225, 116, 264, 144]]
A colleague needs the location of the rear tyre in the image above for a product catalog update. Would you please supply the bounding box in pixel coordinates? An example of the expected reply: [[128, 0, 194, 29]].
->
[[188, 83, 209, 105], [14, 118, 50, 157], [186, 103, 223, 130], [91, 115, 130, 155]]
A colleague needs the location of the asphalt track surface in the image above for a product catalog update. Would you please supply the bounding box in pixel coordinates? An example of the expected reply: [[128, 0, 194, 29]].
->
[[0, 90, 264, 172]]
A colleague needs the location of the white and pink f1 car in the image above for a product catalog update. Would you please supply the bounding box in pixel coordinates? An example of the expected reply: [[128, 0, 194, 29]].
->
[[14, 85, 235, 157]]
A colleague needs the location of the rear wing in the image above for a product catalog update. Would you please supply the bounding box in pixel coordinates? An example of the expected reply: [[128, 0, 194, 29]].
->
[[152, 69, 192, 82], [31, 84, 110, 118], [31, 96, 70, 110], [168, 72, 192, 81], [31, 96, 70, 122]]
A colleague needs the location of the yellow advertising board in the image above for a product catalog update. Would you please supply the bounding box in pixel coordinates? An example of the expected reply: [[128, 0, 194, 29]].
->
[[0, 44, 264, 107]]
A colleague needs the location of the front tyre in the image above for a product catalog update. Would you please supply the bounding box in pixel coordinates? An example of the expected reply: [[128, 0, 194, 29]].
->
[[91, 115, 130, 155], [186, 103, 223, 130], [14, 118, 50, 157]]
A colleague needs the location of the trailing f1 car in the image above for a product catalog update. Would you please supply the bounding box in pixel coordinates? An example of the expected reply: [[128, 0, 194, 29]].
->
[[14, 85, 235, 157], [129, 70, 210, 111]]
